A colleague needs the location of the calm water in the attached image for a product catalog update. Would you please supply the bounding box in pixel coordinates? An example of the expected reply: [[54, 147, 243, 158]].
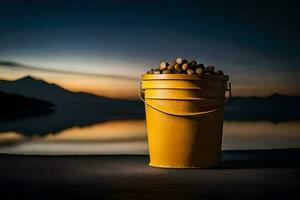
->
[[0, 120, 299, 154]]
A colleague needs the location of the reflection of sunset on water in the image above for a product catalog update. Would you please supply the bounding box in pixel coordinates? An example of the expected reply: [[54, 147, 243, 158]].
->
[[0, 132, 25, 143], [0, 120, 299, 154], [41, 120, 147, 142], [223, 121, 300, 150], [0, 120, 148, 154]]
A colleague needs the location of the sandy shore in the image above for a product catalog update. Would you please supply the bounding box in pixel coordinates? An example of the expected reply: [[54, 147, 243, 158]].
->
[[0, 149, 299, 199]]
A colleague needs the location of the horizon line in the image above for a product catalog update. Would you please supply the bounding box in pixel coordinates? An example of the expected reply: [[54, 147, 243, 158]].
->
[[0, 75, 299, 99]]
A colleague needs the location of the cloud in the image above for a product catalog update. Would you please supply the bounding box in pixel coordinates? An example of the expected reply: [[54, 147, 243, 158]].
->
[[0, 61, 27, 67], [0, 60, 138, 81]]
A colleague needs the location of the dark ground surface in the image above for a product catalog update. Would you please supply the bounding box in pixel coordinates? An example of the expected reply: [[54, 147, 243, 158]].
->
[[0, 149, 299, 200]]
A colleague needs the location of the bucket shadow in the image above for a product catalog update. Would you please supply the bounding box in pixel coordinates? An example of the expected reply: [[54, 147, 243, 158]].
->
[[219, 148, 300, 169]]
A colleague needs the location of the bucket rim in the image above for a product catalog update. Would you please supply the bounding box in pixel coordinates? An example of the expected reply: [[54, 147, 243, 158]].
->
[[141, 74, 229, 81]]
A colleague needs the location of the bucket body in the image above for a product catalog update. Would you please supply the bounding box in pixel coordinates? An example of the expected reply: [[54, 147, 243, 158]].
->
[[141, 74, 230, 168]]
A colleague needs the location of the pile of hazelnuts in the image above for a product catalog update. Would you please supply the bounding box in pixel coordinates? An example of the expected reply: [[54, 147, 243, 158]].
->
[[146, 57, 224, 75]]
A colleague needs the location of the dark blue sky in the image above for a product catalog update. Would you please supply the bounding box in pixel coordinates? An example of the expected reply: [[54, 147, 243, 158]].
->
[[0, 0, 299, 96]]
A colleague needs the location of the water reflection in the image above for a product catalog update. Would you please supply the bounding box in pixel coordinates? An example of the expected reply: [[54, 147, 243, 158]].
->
[[0, 120, 148, 154], [223, 121, 300, 150], [42, 120, 147, 142], [0, 120, 299, 154], [0, 132, 25, 145]]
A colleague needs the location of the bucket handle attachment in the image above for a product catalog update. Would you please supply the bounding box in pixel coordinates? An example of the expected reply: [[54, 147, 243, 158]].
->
[[140, 81, 231, 117], [225, 81, 231, 104]]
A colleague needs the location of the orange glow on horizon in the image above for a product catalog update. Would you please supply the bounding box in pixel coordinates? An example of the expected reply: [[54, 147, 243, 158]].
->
[[55, 76, 139, 99], [0, 69, 140, 99]]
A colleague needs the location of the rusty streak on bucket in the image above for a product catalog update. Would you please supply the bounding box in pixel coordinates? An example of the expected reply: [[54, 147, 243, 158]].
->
[[140, 74, 231, 168]]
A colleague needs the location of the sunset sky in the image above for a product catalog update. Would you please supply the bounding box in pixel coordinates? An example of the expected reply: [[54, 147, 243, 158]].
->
[[0, 0, 299, 99]]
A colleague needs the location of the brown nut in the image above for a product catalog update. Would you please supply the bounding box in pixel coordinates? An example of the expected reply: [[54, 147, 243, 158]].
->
[[196, 68, 204, 75], [197, 63, 205, 69], [181, 59, 188, 64], [167, 62, 176, 71], [187, 69, 195, 74], [182, 63, 190, 70], [216, 70, 224, 75], [175, 68, 183, 74], [188, 60, 197, 68], [162, 70, 171, 74], [160, 62, 169, 70], [176, 57, 182, 64], [174, 63, 182, 70], [146, 70, 154, 74], [207, 66, 215, 72]]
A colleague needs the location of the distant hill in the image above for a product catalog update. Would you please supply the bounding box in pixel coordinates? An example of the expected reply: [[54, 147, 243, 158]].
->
[[0, 76, 128, 106], [0, 90, 54, 107], [225, 93, 300, 122], [226, 93, 300, 111], [0, 91, 54, 123]]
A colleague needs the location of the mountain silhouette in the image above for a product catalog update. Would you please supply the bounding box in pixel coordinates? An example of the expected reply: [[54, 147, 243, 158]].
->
[[0, 91, 54, 123], [0, 90, 54, 107], [225, 93, 300, 122], [0, 76, 126, 106], [226, 93, 300, 111]]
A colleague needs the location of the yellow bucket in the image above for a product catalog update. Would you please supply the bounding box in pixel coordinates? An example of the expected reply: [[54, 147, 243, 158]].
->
[[140, 74, 231, 168]]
